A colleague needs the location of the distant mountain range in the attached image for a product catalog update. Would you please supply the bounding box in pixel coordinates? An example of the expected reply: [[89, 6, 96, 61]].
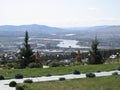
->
[[65, 25, 109, 31], [0, 24, 65, 37], [0, 24, 64, 33], [0, 24, 120, 37], [0, 24, 120, 49], [0, 24, 119, 32]]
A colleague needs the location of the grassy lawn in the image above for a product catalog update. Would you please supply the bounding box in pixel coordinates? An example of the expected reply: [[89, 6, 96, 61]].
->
[[20, 75, 120, 90], [0, 63, 120, 79]]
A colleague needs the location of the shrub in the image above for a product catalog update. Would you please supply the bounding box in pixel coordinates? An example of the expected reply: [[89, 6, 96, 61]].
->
[[86, 73, 96, 78], [9, 81, 17, 87], [49, 62, 64, 67], [15, 74, 23, 79], [70, 62, 81, 66], [45, 73, 52, 77], [24, 79, 33, 83], [0, 75, 4, 80], [96, 70, 101, 73], [117, 66, 120, 71], [73, 70, 80, 75], [74, 62, 82, 65], [16, 86, 24, 90], [6, 63, 20, 69], [59, 77, 66, 81], [28, 63, 43, 68], [112, 72, 118, 75]]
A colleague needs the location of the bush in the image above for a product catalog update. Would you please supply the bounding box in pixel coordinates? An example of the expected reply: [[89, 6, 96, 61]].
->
[[96, 70, 101, 73], [117, 66, 120, 71], [28, 63, 43, 68], [112, 72, 118, 75], [70, 62, 81, 66], [49, 62, 64, 67], [86, 73, 96, 78], [0, 75, 4, 80], [45, 73, 52, 77], [15, 74, 23, 79], [6, 63, 20, 69], [73, 70, 80, 75], [16, 86, 24, 90], [74, 62, 82, 65], [59, 77, 66, 81], [24, 79, 33, 83], [9, 81, 17, 87]]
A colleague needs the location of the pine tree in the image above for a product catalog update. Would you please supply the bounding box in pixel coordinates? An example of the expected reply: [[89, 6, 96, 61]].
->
[[19, 31, 34, 68], [88, 37, 103, 64]]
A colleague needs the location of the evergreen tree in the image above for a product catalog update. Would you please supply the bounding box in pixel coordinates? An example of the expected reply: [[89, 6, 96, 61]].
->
[[88, 37, 103, 64], [19, 31, 34, 68]]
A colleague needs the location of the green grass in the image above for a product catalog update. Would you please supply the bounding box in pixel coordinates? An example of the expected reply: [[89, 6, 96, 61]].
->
[[0, 63, 120, 79], [20, 75, 120, 90]]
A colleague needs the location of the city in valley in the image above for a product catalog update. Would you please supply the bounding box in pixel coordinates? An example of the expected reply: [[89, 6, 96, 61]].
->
[[0, 25, 120, 63]]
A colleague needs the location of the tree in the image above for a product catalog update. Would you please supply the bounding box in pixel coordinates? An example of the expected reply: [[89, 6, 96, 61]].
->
[[1, 54, 7, 65], [19, 31, 34, 68], [76, 49, 82, 63], [71, 52, 77, 58], [88, 37, 103, 64], [35, 51, 42, 63]]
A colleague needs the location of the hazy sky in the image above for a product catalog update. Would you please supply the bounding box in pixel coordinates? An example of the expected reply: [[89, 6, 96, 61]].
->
[[0, 0, 120, 27]]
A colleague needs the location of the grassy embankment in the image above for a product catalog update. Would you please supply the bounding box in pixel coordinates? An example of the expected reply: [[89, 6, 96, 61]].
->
[[20, 75, 120, 90], [0, 63, 120, 79]]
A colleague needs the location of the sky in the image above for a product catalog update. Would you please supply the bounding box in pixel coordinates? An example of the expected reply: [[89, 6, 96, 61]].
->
[[0, 0, 120, 27]]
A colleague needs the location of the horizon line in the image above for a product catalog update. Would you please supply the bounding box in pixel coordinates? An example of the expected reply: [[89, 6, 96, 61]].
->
[[0, 24, 119, 28]]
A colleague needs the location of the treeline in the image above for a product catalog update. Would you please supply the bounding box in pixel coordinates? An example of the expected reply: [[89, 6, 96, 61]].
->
[[34, 49, 120, 64]]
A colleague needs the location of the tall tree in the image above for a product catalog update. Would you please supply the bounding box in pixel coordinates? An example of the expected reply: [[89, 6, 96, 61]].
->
[[88, 37, 103, 64], [19, 31, 34, 68]]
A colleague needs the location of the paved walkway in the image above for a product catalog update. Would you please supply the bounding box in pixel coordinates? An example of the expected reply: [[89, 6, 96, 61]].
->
[[0, 70, 120, 90]]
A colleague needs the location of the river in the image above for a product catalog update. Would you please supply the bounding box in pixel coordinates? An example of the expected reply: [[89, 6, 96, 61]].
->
[[57, 40, 80, 48]]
